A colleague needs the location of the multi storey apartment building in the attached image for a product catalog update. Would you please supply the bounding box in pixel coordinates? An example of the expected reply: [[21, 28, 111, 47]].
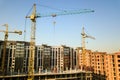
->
[[93, 51, 106, 75], [0, 40, 10, 73], [113, 52, 120, 80], [35, 44, 52, 72], [92, 52, 120, 80], [1, 40, 120, 80], [76, 48, 120, 80], [0, 40, 76, 74], [0, 40, 30, 74], [75, 47, 93, 70], [53, 45, 75, 72], [36, 45, 76, 73], [104, 53, 114, 80]]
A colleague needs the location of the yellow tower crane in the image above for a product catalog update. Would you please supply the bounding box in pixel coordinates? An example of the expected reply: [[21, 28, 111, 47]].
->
[[0, 24, 22, 75], [81, 27, 95, 70], [26, 4, 94, 80]]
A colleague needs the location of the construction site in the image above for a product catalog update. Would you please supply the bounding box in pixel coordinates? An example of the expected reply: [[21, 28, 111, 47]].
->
[[0, 1, 120, 80]]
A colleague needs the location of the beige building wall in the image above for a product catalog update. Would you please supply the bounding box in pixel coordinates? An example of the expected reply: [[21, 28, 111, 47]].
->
[[85, 50, 92, 67], [104, 54, 114, 80], [114, 52, 120, 80], [93, 52, 106, 75], [76, 48, 93, 70], [75, 46, 120, 80], [90, 51, 120, 80]]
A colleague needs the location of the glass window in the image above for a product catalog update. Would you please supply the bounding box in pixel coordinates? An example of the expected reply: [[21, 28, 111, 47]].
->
[[87, 78, 90, 80], [118, 55, 120, 58], [118, 64, 120, 67], [113, 64, 115, 67], [118, 60, 120, 62], [114, 73, 116, 76], [114, 77, 116, 80]]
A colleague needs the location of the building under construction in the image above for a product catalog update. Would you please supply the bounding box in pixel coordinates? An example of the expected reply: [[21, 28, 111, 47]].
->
[[0, 40, 120, 80], [0, 2, 120, 80], [0, 41, 76, 74], [76, 47, 120, 80]]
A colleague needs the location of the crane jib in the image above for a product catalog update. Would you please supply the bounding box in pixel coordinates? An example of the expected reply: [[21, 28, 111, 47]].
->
[[36, 9, 94, 18]]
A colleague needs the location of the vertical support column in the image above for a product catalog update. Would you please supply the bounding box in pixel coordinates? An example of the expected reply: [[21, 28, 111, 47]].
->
[[1, 24, 8, 75], [27, 4, 36, 80]]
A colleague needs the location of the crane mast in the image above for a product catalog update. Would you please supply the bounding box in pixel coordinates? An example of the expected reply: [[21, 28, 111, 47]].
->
[[1, 24, 8, 75], [0, 24, 22, 75], [26, 3, 94, 80], [81, 27, 95, 69], [26, 4, 36, 80]]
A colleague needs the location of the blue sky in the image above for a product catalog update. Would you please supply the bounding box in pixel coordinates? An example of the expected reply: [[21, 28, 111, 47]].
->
[[0, 0, 120, 53]]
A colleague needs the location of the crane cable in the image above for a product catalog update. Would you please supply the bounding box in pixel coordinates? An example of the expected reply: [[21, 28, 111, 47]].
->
[[36, 4, 66, 12], [36, 4, 62, 44]]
